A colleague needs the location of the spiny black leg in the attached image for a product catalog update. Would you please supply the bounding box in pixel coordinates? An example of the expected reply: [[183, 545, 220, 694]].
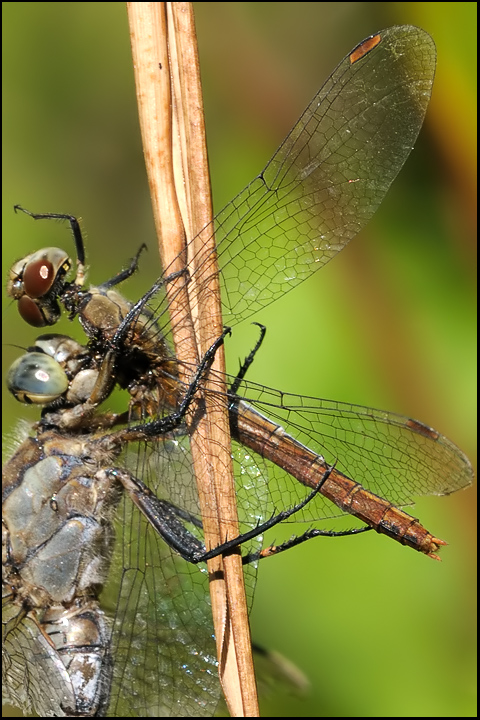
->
[[107, 468, 206, 559], [174, 327, 232, 419], [110, 463, 336, 564], [109, 267, 189, 353], [99, 244, 148, 290], [118, 326, 231, 440], [109, 462, 369, 567], [229, 323, 266, 395], [14, 205, 86, 266], [159, 325, 231, 429], [242, 526, 373, 565], [191, 464, 335, 564], [160, 500, 203, 529]]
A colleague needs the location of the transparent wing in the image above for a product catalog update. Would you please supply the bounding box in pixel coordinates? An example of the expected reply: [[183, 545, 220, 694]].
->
[[149, 25, 435, 332], [105, 436, 266, 717], [103, 363, 473, 716], [104, 493, 219, 718], [215, 25, 436, 322], [138, 365, 472, 527], [2, 603, 75, 717]]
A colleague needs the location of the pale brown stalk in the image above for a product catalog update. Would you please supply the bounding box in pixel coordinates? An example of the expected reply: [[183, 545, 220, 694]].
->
[[126, 3, 259, 716]]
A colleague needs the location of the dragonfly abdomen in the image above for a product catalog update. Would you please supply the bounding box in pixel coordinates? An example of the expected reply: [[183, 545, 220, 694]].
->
[[232, 400, 445, 559]]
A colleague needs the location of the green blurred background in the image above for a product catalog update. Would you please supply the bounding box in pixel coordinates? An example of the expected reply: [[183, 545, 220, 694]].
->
[[2, 2, 476, 717]]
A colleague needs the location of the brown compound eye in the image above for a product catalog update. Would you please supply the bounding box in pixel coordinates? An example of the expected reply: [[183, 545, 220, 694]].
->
[[18, 296, 48, 327], [18, 295, 61, 327], [7, 247, 71, 326], [22, 257, 56, 298]]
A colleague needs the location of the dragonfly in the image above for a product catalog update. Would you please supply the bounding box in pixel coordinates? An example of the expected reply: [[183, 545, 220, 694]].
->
[[3, 25, 473, 717]]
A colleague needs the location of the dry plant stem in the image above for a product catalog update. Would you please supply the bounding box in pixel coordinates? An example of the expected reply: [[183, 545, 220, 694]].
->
[[126, 3, 259, 716], [167, 8, 259, 717]]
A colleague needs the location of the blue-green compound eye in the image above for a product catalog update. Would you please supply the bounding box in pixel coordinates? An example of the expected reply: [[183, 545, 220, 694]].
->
[[7, 352, 68, 404]]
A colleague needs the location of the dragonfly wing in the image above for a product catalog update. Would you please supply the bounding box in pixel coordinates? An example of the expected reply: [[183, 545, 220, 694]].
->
[[105, 434, 267, 717], [105, 495, 219, 717], [211, 26, 436, 324], [2, 604, 75, 717]]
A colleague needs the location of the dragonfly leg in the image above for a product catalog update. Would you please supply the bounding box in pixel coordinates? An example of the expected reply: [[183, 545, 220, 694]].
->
[[14, 205, 86, 263], [13, 205, 150, 290], [108, 467, 207, 559], [190, 464, 335, 563], [109, 326, 232, 440], [242, 526, 373, 565], [106, 464, 336, 564], [229, 322, 266, 395], [99, 243, 148, 290], [109, 267, 190, 353], [154, 499, 204, 529]]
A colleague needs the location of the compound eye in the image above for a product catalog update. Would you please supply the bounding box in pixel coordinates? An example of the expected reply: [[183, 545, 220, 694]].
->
[[22, 257, 55, 298], [7, 248, 71, 302], [18, 296, 48, 327], [17, 296, 61, 327], [7, 352, 69, 404]]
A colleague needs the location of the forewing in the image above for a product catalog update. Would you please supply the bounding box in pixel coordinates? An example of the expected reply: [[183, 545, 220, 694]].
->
[[212, 26, 436, 323]]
